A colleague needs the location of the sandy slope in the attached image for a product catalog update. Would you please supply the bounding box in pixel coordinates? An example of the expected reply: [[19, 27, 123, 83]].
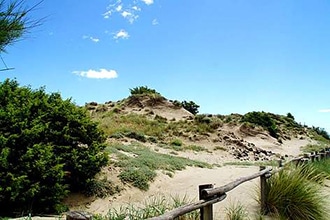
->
[[65, 138, 320, 220], [85, 166, 261, 219]]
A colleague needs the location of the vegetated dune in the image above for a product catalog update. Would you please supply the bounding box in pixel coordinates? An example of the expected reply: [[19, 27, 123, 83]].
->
[[62, 93, 330, 219]]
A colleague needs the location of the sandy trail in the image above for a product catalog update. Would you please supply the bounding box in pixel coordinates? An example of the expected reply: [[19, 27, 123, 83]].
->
[[81, 166, 262, 219], [69, 138, 323, 219]]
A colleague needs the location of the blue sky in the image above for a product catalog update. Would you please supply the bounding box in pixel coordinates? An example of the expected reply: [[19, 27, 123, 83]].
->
[[1, 0, 330, 132]]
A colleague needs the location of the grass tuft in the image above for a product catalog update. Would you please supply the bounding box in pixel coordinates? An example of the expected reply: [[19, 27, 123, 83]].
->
[[261, 165, 329, 220], [94, 194, 199, 220], [225, 202, 248, 220]]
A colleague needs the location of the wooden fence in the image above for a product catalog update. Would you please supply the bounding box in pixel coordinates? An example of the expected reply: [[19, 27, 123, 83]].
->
[[148, 147, 330, 220]]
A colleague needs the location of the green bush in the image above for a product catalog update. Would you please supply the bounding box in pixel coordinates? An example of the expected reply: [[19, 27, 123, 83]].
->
[[286, 112, 295, 120], [0, 79, 108, 216], [262, 165, 328, 220], [312, 126, 330, 140], [119, 167, 156, 190], [242, 111, 278, 138], [170, 139, 183, 146], [130, 86, 160, 96], [181, 100, 199, 115]]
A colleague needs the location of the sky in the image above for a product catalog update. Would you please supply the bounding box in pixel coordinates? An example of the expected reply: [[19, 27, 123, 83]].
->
[[1, 0, 330, 133]]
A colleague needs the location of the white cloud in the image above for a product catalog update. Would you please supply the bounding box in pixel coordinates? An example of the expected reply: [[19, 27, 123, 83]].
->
[[90, 37, 100, 43], [73, 69, 118, 79], [116, 5, 123, 11], [121, 11, 132, 17], [132, 6, 141, 11], [319, 109, 330, 113], [152, 18, 158, 25], [82, 35, 100, 43], [141, 0, 154, 5], [113, 30, 129, 39], [121, 10, 139, 23], [103, 10, 112, 19]]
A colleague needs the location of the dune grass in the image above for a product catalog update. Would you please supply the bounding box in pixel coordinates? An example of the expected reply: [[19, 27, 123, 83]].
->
[[308, 158, 330, 177], [225, 202, 248, 220], [106, 143, 211, 190], [93, 194, 199, 220], [261, 164, 329, 220]]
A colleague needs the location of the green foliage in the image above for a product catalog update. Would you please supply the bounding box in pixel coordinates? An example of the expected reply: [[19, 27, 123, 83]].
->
[[225, 202, 248, 220], [241, 111, 278, 138], [301, 144, 328, 153], [95, 112, 167, 140], [119, 167, 156, 190], [305, 158, 330, 178], [0, 79, 108, 216], [107, 143, 211, 190], [0, 0, 41, 53], [194, 115, 222, 131], [170, 138, 183, 146], [262, 165, 329, 220], [94, 194, 199, 220], [312, 126, 330, 140], [286, 112, 295, 120], [129, 86, 160, 96], [181, 100, 199, 115]]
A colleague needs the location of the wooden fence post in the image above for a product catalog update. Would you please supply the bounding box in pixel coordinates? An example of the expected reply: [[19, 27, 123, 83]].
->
[[199, 184, 214, 220], [326, 149, 330, 158], [310, 152, 315, 162], [260, 166, 269, 215], [278, 159, 283, 168]]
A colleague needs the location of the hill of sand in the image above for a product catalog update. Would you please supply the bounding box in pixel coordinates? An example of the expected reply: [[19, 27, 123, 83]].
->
[[61, 94, 327, 220]]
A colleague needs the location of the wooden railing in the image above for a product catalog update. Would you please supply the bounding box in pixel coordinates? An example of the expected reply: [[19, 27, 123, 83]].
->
[[148, 147, 330, 220]]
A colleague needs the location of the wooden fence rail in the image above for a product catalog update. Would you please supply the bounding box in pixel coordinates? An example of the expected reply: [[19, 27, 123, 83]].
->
[[149, 167, 272, 220], [147, 147, 330, 220]]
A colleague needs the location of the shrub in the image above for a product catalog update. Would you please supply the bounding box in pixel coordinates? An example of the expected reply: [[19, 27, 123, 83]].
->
[[119, 167, 156, 190], [124, 131, 147, 142], [0, 79, 108, 216], [181, 100, 199, 115], [130, 86, 160, 96], [170, 139, 183, 146], [262, 165, 328, 220], [312, 126, 330, 140], [286, 112, 295, 120], [242, 111, 278, 138]]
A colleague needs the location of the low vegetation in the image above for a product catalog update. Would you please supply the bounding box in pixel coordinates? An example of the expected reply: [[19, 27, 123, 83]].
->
[[225, 202, 248, 220], [241, 111, 279, 138], [301, 144, 329, 153], [106, 143, 211, 190], [94, 194, 199, 220], [262, 164, 329, 220]]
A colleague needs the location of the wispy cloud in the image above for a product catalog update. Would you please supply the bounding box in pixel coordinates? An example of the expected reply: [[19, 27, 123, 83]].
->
[[132, 6, 141, 11], [319, 109, 330, 113], [121, 10, 139, 23], [103, 0, 153, 22], [141, 0, 154, 5], [103, 11, 112, 19], [113, 30, 129, 40], [103, 0, 157, 40], [83, 35, 100, 43], [152, 18, 158, 25], [73, 69, 118, 79]]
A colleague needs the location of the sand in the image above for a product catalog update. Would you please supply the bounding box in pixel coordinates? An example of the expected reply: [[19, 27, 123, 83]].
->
[[67, 138, 324, 220]]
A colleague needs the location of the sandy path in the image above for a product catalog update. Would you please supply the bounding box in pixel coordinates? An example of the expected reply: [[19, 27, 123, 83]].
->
[[82, 166, 262, 219]]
